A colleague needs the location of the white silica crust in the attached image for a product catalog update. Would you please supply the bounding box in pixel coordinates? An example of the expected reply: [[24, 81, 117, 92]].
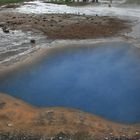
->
[[14, 1, 140, 19], [0, 28, 47, 64]]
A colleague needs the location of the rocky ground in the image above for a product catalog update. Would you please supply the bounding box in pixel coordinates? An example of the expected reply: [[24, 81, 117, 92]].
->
[[0, 131, 140, 140], [0, 13, 130, 39]]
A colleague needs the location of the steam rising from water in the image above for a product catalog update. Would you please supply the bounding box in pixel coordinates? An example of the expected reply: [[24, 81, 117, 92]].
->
[[0, 42, 140, 124]]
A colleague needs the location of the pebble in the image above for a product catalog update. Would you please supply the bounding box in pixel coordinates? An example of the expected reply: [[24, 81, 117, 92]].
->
[[7, 123, 13, 127]]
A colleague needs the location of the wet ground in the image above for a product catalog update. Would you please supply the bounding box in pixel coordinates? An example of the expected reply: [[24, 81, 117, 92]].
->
[[0, 0, 139, 67], [0, 28, 47, 65], [4, 1, 140, 18], [0, 0, 139, 66]]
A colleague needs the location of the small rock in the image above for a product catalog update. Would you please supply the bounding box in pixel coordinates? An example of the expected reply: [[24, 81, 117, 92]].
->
[[59, 136, 62, 139], [0, 22, 6, 27], [7, 123, 13, 127], [2, 26, 10, 33], [30, 39, 36, 44]]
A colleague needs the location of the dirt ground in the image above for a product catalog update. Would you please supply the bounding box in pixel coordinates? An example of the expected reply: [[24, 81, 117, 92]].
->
[[0, 93, 139, 139], [0, 13, 130, 39]]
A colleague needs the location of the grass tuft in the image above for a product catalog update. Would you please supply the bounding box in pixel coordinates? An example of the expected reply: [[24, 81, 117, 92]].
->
[[0, 0, 29, 4], [126, 0, 140, 4]]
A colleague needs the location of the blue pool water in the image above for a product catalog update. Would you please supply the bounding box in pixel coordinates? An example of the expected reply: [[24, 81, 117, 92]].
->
[[0, 42, 140, 124]]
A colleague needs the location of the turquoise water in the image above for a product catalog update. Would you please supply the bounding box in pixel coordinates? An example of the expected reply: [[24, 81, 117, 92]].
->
[[0, 42, 140, 124]]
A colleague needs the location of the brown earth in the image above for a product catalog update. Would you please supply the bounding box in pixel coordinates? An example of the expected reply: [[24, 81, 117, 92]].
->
[[0, 93, 139, 139], [0, 13, 130, 39]]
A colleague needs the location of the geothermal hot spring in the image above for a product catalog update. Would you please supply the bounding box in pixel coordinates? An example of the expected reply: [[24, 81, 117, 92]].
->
[[0, 42, 140, 124]]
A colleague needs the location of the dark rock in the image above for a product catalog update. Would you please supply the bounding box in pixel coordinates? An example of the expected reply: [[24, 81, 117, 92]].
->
[[0, 22, 6, 27], [0, 101, 6, 109], [30, 39, 36, 44], [2, 26, 10, 33]]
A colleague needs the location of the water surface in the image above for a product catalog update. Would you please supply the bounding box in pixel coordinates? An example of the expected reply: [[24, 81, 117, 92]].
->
[[0, 42, 140, 124]]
